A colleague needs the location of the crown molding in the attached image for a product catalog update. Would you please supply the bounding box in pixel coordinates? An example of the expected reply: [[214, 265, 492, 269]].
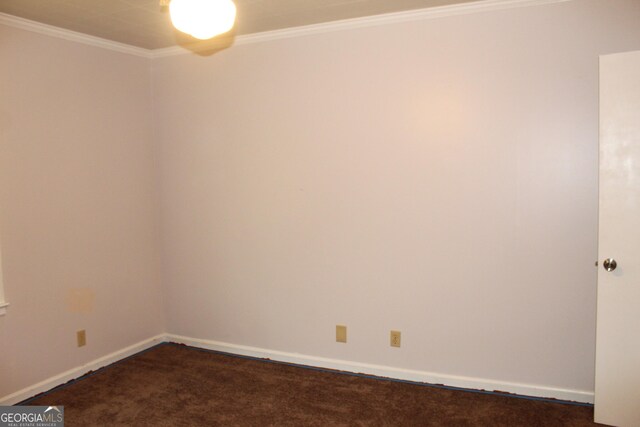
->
[[0, 12, 152, 58], [0, 0, 572, 60], [151, 0, 572, 58]]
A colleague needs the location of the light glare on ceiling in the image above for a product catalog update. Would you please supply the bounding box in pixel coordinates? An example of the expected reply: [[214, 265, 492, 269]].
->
[[169, 0, 236, 40]]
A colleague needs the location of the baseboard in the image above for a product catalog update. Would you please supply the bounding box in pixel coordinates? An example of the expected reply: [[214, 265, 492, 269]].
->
[[1, 333, 594, 406], [0, 334, 165, 406], [165, 333, 594, 404]]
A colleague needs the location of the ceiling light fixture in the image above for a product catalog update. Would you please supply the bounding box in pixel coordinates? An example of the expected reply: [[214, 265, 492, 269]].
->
[[166, 0, 237, 40]]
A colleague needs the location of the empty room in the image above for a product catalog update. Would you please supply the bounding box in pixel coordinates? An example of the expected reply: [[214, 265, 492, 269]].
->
[[0, 0, 639, 425]]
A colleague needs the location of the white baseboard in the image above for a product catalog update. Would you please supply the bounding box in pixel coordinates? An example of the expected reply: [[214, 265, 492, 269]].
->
[[165, 333, 594, 404], [0, 332, 594, 406], [0, 334, 165, 406]]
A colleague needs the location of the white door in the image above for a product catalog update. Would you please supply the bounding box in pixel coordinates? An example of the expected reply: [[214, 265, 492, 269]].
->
[[595, 50, 640, 427]]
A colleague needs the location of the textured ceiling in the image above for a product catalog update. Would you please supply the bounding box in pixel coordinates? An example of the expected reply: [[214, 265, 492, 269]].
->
[[0, 0, 477, 50]]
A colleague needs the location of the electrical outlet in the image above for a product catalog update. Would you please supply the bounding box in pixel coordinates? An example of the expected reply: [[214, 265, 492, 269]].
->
[[77, 330, 86, 347], [336, 325, 347, 343], [390, 330, 401, 347]]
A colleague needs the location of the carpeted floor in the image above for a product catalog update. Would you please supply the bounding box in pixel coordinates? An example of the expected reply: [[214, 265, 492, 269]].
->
[[24, 343, 601, 426]]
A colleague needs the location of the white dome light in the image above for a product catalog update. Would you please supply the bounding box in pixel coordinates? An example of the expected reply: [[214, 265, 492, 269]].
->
[[169, 0, 237, 40]]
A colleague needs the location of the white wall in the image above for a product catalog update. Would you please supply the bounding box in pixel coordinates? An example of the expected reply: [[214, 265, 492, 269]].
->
[[0, 26, 163, 397], [153, 0, 640, 393], [2, 0, 640, 402]]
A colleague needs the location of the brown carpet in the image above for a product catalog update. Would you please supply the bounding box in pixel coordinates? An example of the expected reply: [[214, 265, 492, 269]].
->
[[25, 343, 600, 426]]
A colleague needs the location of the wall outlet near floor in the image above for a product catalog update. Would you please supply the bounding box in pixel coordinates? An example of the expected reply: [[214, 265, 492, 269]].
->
[[390, 330, 401, 347], [77, 330, 87, 347], [336, 325, 347, 343]]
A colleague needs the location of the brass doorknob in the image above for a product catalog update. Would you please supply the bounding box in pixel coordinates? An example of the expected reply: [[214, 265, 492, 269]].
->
[[603, 258, 617, 272]]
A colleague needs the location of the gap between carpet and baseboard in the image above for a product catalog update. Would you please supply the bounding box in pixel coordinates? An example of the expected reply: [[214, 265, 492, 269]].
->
[[0, 333, 594, 406], [166, 334, 594, 405]]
